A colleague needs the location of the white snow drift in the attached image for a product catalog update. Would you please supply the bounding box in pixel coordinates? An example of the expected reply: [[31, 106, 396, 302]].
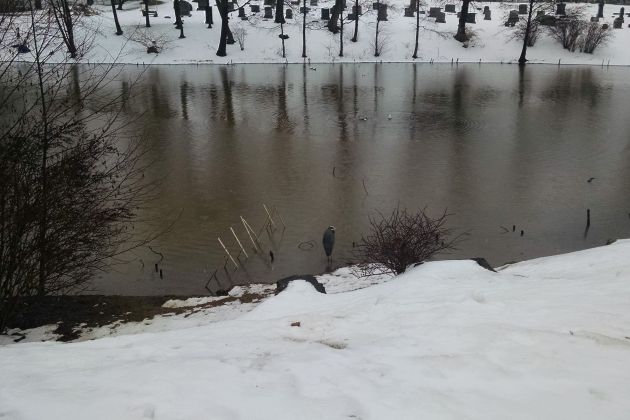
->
[[1, 240, 630, 419]]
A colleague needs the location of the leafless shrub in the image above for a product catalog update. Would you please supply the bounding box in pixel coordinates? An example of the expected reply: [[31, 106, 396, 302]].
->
[[128, 28, 171, 53], [371, 30, 390, 57], [509, 17, 541, 47], [353, 206, 463, 277], [462, 27, 483, 48], [548, 14, 585, 52], [232, 24, 247, 51], [579, 21, 612, 53]]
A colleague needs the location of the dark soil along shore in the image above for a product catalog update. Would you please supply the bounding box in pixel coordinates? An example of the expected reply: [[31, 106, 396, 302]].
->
[[6, 295, 246, 342]]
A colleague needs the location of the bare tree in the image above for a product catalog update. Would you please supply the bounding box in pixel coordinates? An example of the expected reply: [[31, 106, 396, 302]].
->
[[353, 206, 463, 276], [0, 4, 156, 333], [454, 0, 471, 42], [516, 0, 557, 64], [111, 0, 123, 35], [48, 0, 79, 58]]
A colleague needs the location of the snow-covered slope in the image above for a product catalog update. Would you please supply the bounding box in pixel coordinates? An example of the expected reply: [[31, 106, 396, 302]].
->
[[1, 240, 629, 419], [11, 1, 630, 65]]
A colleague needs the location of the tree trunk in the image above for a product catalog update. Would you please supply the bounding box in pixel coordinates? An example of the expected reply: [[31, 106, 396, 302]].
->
[[111, 0, 123, 35], [281, 22, 286, 58], [412, 0, 420, 58], [351, 0, 358, 42], [339, 0, 344, 57], [216, 0, 228, 56], [29, 7, 50, 297], [374, 0, 380, 57], [174, 0, 182, 29], [62, 0, 77, 58], [454, 0, 470, 42], [145, 0, 151, 27], [302, 6, 307, 57], [518, 0, 535, 65], [117, 0, 123, 10]]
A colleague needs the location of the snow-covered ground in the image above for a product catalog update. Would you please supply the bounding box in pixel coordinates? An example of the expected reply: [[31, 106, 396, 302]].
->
[[11, 1, 630, 65], [1, 240, 630, 419]]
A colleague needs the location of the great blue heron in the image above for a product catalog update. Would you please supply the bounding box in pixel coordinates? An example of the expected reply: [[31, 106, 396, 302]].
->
[[322, 226, 335, 263]]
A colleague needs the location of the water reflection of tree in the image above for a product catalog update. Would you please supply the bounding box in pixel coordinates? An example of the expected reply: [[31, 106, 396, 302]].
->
[[275, 66, 293, 133], [220, 66, 235, 127], [180, 81, 189, 120]]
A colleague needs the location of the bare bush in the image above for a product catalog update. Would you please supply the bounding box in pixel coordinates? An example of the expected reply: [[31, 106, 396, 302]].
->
[[548, 15, 585, 52], [579, 22, 612, 53], [510, 17, 541, 47], [232, 24, 247, 51], [128, 28, 170, 53], [353, 206, 463, 276]]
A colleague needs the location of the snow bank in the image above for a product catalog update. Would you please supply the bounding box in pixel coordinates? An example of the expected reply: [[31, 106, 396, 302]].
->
[[1, 240, 630, 419]]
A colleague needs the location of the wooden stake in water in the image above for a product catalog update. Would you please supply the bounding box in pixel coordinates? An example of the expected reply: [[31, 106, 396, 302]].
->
[[241, 216, 260, 251], [218, 236, 239, 269], [263, 204, 276, 229], [272, 205, 287, 230], [242, 216, 263, 247], [230, 227, 249, 259]]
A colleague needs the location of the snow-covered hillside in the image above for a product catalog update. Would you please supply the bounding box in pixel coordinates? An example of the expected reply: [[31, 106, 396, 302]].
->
[[1, 240, 629, 419], [12, 1, 630, 65]]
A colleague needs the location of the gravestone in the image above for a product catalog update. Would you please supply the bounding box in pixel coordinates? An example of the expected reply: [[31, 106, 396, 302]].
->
[[264, 6, 273, 18], [197, 0, 208, 10], [445, 4, 455, 13], [179, 0, 193, 16], [484, 9, 491, 20], [429, 7, 441, 17], [620, 7, 625, 22], [250, 4, 260, 12], [353, 5, 361, 15], [238, 6, 245, 17], [483, 5, 489, 13], [404, 7, 414, 17], [436, 11, 446, 23], [466, 12, 476, 23], [556, 3, 566, 15], [300, 6, 310, 13], [290, 0, 300, 5], [264, 0, 274, 5], [372, 2, 379, 10], [536, 10, 544, 17], [348, 12, 355, 20], [310, 0, 317, 5], [597, 2, 604, 18], [538, 14, 556, 26], [321, 7, 329, 19], [227, 2, 234, 11], [591, 16, 599, 22], [286, 8, 292, 18], [518, 4, 527, 14], [506, 9, 519, 26], [377, 4, 387, 20], [613, 17, 622, 28]]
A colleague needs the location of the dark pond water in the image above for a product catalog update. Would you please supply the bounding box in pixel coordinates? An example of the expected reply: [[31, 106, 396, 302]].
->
[[93, 63, 630, 295]]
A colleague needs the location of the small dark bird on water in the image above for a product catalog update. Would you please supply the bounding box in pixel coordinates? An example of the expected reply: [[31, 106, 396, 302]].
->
[[269, 250, 275, 263], [322, 226, 336, 264], [587, 177, 596, 183]]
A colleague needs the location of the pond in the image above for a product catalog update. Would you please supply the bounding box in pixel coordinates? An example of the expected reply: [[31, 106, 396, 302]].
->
[[93, 63, 630, 295]]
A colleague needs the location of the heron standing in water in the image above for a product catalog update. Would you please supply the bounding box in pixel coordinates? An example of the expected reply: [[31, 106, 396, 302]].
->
[[322, 226, 335, 265]]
